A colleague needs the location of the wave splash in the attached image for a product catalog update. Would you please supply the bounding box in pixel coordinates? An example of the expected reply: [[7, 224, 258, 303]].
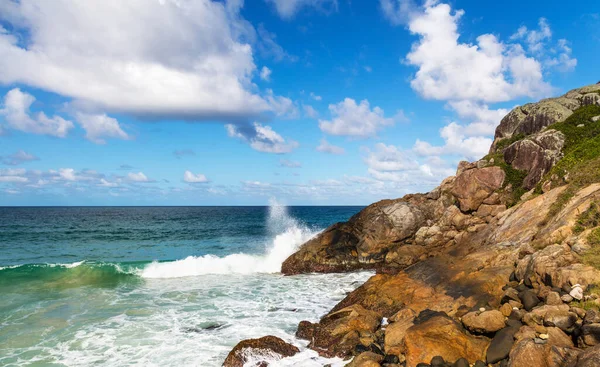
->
[[140, 199, 317, 278]]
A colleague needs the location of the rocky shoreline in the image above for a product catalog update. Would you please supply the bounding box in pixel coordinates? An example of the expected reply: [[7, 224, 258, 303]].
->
[[224, 83, 600, 367]]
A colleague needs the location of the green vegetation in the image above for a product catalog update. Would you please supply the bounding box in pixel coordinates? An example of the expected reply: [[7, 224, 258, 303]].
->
[[494, 133, 525, 152], [483, 150, 528, 207], [584, 229, 600, 270], [570, 299, 600, 311], [574, 202, 600, 234], [539, 105, 600, 220]]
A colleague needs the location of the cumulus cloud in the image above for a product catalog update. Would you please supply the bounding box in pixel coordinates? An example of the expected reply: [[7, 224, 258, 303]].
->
[[264, 0, 338, 19], [364, 143, 455, 185], [260, 66, 272, 81], [413, 122, 494, 161], [1, 150, 39, 166], [0, 88, 73, 137], [264, 89, 299, 119], [226, 122, 299, 154], [0, 168, 28, 182], [127, 172, 152, 183], [310, 92, 322, 101], [279, 159, 302, 168], [183, 170, 209, 183], [316, 139, 345, 155], [0, 0, 294, 121], [75, 112, 129, 144], [379, 0, 418, 26], [319, 98, 395, 138]]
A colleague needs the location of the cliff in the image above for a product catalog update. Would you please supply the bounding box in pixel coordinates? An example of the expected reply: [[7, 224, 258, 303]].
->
[[225, 83, 600, 367]]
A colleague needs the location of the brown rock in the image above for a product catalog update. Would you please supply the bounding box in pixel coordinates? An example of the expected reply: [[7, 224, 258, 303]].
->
[[223, 336, 300, 367], [451, 167, 506, 212], [402, 316, 489, 366], [503, 129, 565, 189], [573, 344, 600, 366], [461, 310, 506, 334], [501, 303, 514, 317], [345, 352, 384, 367], [385, 309, 416, 356], [307, 304, 381, 358]]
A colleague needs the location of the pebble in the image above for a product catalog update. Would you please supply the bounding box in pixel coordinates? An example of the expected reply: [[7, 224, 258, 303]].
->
[[539, 333, 549, 340], [577, 124, 585, 128], [479, 307, 486, 312], [592, 115, 600, 122], [562, 294, 574, 303]]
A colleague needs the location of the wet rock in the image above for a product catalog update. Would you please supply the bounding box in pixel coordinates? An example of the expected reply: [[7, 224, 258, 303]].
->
[[452, 358, 469, 367], [402, 316, 489, 367], [296, 320, 316, 340], [430, 356, 445, 367], [223, 336, 300, 367], [345, 351, 384, 367], [461, 310, 506, 334]]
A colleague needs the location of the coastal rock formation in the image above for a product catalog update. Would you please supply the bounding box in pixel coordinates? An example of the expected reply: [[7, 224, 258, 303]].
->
[[223, 336, 299, 367], [226, 83, 600, 366]]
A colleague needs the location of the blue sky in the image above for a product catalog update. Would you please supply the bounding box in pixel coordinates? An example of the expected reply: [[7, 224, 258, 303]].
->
[[0, 0, 598, 206]]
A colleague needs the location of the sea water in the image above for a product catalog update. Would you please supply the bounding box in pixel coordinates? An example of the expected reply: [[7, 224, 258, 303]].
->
[[0, 203, 372, 366]]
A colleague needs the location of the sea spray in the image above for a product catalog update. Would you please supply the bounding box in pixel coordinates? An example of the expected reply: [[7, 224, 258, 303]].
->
[[141, 200, 317, 278]]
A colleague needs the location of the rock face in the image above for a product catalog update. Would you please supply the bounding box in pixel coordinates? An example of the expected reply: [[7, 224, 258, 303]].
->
[[492, 85, 600, 149], [461, 310, 506, 334], [503, 130, 565, 189], [223, 336, 299, 367]]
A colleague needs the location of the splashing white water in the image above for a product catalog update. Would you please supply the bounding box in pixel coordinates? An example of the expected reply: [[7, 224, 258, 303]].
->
[[141, 200, 316, 278]]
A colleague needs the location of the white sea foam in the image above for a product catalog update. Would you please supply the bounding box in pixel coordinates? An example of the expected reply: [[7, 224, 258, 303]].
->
[[141, 200, 316, 278]]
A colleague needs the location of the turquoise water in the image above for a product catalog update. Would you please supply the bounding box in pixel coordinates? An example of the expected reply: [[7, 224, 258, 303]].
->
[[0, 204, 372, 366]]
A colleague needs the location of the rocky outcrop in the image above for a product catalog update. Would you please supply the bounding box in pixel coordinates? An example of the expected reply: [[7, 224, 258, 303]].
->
[[504, 129, 565, 189], [492, 84, 600, 149], [223, 336, 299, 367], [226, 83, 600, 367]]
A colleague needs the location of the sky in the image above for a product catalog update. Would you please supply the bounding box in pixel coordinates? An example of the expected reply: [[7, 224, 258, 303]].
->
[[0, 0, 598, 206]]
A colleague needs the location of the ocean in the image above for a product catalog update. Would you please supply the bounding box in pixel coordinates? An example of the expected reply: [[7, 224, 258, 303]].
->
[[0, 203, 373, 366]]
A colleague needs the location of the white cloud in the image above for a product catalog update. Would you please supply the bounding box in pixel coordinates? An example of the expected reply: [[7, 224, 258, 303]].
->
[[257, 24, 298, 62], [365, 143, 419, 172], [280, 159, 302, 168], [379, 0, 418, 26], [183, 170, 209, 183], [264, 89, 299, 119], [98, 178, 119, 187], [264, 0, 338, 19], [0, 88, 74, 137], [303, 104, 319, 118], [310, 92, 322, 101], [406, 3, 552, 104], [511, 18, 577, 72], [226, 122, 299, 154], [364, 66, 373, 73], [0, 168, 28, 182], [1, 150, 39, 165], [319, 98, 395, 138], [316, 139, 345, 155], [127, 172, 151, 182], [413, 122, 493, 161], [0, 0, 292, 121], [260, 66, 272, 81], [75, 112, 129, 144]]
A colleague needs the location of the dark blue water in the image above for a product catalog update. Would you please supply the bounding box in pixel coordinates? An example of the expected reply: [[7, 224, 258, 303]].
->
[[0, 206, 362, 266]]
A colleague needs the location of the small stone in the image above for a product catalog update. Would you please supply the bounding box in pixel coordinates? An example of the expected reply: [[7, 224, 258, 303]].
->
[[430, 355, 446, 367], [453, 358, 470, 367], [592, 115, 600, 122], [500, 303, 513, 317], [539, 333, 549, 340], [570, 286, 584, 301], [519, 290, 541, 311], [534, 337, 547, 344], [479, 307, 486, 312], [561, 294, 574, 303], [577, 124, 585, 127]]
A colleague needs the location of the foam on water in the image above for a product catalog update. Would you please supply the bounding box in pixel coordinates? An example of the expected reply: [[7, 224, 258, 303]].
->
[[141, 199, 316, 278], [0, 202, 371, 367]]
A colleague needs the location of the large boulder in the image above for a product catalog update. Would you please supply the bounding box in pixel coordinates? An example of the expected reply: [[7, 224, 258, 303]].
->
[[301, 304, 381, 358], [223, 336, 299, 367], [281, 195, 438, 275], [503, 129, 565, 189], [402, 315, 490, 366], [461, 310, 506, 334], [573, 344, 600, 366], [451, 166, 506, 212]]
